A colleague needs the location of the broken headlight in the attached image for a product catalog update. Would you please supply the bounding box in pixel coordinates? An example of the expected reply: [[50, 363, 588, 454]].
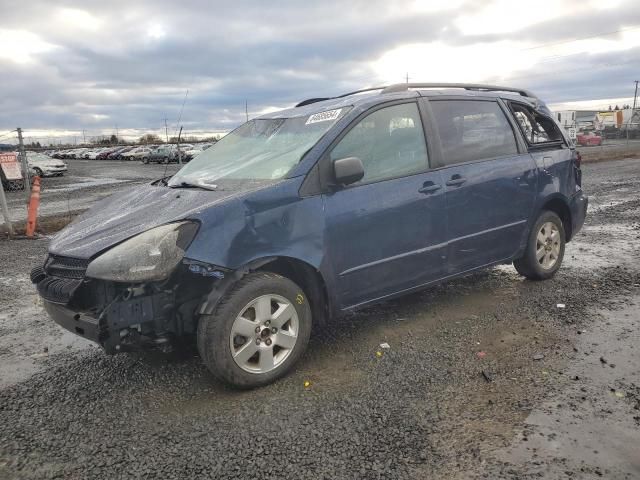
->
[[85, 222, 198, 282]]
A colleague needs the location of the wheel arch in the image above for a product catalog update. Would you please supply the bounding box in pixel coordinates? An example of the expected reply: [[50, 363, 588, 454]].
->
[[539, 195, 573, 241], [198, 256, 331, 327]]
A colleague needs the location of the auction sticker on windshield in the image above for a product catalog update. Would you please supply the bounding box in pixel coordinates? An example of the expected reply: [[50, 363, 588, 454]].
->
[[0, 153, 23, 181], [306, 109, 342, 125]]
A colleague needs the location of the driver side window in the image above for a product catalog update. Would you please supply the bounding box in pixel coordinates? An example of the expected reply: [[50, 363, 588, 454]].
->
[[330, 103, 428, 184]]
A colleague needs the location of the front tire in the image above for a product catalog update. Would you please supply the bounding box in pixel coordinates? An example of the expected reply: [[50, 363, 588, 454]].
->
[[514, 210, 565, 280], [198, 272, 312, 388]]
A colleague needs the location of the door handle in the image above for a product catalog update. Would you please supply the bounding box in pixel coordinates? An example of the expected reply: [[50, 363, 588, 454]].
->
[[445, 176, 466, 187], [418, 183, 442, 194]]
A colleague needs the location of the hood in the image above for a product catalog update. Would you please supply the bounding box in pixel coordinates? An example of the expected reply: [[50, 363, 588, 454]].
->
[[49, 180, 273, 259], [29, 158, 64, 166]]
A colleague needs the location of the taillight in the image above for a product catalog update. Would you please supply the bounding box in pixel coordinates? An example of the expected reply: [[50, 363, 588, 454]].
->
[[575, 151, 582, 168]]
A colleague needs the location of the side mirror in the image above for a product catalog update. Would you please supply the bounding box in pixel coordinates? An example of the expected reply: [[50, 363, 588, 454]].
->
[[333, 157, 364, 186]]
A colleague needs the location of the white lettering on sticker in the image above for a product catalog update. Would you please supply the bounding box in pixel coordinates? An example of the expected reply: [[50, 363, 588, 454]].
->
[[305, 108, 342, 125]]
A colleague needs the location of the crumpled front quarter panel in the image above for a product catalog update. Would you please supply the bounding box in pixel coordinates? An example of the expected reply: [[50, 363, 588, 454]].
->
[[185, 178, 326, 271]]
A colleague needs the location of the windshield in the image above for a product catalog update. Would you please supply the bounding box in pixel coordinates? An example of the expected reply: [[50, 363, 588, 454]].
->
[[168, 107, 349, 185]]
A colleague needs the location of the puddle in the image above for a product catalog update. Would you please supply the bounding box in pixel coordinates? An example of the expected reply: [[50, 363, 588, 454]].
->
[[44, 176, 129, 193], [0, 295, 93, 388], [491, 298, 640, 478], [565, 222, 640, 270]]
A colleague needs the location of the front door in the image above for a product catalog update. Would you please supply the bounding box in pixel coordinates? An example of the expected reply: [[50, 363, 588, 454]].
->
[[322, 102, 448, 309]]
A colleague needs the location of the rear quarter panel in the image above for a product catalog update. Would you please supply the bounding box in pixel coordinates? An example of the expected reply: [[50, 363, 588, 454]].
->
[[528, 145, 578, 230]]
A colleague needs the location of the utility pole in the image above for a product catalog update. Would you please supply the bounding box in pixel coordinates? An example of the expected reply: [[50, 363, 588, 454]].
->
[[163, 117, 169, 143], [115, 124, 119, 144], [82, 129, 86, 145], [245, 100, 249, 123], [626, 80, 638, 146], [406, 72, 409, 84], [177, 126, 183, 165], [0, 177, 14, 237], [17, 128, 31, 201]]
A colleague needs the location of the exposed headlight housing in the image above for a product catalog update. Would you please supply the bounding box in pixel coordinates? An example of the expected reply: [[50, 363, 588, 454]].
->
[[86, 222, 198, 282]]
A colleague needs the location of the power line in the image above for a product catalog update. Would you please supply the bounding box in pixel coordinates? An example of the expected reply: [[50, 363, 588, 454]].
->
[[521, 25, 640, 51], [502, 58, 636, 83], [0, 131, 17, 141]]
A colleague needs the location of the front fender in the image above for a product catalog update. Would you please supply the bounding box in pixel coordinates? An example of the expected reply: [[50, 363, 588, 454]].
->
[[185, 178, 326, 272]]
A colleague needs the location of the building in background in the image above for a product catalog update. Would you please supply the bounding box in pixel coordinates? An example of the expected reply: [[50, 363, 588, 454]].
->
[[553, 108, 639, 139]]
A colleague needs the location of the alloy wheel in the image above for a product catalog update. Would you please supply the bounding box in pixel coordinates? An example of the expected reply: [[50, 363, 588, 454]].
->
[[536, 221, 561, 270], [229, 294, 299, 374]]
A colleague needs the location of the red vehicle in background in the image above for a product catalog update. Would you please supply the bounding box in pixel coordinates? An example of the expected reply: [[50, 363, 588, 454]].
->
[[576, 131, 603, 146]]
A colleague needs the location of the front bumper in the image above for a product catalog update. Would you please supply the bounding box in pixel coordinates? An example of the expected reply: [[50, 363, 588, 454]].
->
[[43, 167, 67, 176], [32, 256, 178, 353], [41, 289, 176, 353], [570, 190, 588, 239], [43, 300, 103, 344]]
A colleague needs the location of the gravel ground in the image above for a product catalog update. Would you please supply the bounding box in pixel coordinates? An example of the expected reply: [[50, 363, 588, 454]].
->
[[1, 159, 639, 479]]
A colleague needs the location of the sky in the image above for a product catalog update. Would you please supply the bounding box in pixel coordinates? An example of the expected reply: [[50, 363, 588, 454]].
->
[[1, 0, 640, 144]]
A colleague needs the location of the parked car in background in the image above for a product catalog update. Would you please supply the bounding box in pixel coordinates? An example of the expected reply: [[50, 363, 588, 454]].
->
[[104, 147, 127, 160], [183, 146, 204, 162], [145, 145, 179, 164], [86, 149, 106, 160], [576, 131, 603, 146], [66, 148, 86, 159], [111, 146, 135, 160], [32, 82, 587, 388], [27, 152, 68, 177], [96, 148, 119, 160], [127, 146, 154, 161]]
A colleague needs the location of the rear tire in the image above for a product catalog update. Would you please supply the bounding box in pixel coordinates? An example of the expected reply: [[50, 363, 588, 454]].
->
[[198, 272, 312, 388], [514, 210, 565, 280]]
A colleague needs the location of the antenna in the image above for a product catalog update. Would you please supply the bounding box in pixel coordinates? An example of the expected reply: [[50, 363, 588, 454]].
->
[[173, 90, 189, 140]]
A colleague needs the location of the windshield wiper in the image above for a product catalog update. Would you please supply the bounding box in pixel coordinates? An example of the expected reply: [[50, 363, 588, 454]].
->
[[154, 175, 172, 186], [169, 180, 218, 191]]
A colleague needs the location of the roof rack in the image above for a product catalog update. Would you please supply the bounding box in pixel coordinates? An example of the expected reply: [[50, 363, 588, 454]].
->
[[381, 83, 537, 99], [294, 83, 536, 108], [295, 86, 387, 107]]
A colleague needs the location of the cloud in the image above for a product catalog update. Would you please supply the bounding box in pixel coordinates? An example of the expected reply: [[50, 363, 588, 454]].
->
[[0, 0, 638, 142]]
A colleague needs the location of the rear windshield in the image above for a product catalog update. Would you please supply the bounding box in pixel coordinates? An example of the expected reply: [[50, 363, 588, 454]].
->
[[169, 107, 350, 185]]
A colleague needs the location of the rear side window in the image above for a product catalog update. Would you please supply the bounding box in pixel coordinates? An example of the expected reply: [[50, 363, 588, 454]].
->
[[330, 103, 428, 183], [510, 103, 564, 145], [430, 100, 518, 166]]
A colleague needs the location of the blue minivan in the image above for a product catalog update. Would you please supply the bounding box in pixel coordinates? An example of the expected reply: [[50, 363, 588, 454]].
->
[[32, 83, 587, 387]]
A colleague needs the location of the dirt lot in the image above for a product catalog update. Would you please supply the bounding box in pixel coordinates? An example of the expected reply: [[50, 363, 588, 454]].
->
[[1, 159, 639, 479]]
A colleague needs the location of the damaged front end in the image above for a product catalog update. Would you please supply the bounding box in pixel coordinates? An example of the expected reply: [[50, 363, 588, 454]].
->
[[31, 222, 226, 353]]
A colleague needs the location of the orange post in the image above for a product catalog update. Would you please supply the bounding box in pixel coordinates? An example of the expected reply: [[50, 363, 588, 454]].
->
[[25, 176, 41, 237]]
